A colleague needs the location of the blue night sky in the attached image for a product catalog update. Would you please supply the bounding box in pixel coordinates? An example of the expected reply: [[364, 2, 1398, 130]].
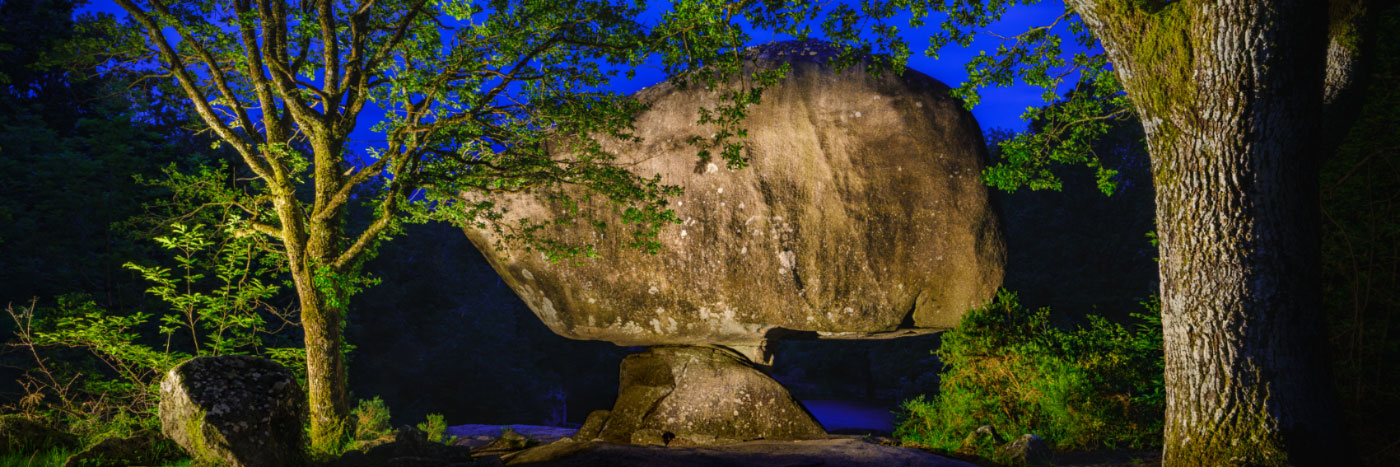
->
[[77, 1, 1073, 149]]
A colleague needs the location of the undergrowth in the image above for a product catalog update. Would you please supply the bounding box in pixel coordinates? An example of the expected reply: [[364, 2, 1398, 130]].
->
[[895, 290, 1164, 457]]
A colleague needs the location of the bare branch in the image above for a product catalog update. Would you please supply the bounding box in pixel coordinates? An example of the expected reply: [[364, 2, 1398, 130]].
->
[[318, 0, 341, 122], [253, 0, 328, 137], [146, 0, 265, 147], [113, 0, 274, 182]]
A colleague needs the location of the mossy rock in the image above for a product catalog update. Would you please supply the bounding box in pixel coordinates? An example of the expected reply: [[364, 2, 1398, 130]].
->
[[994, 434, 1053, 467], [62, 432, 185, 467], [572, 410, 609, 442], [0, 414, 79, 455], [158, 355, 305, 466], [956, 425, 1004, 456], [596, 346, 826, 445]]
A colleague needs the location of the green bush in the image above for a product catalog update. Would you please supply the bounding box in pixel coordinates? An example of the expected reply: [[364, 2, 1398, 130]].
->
[[417, 414, 450, 444], [895, 290, 1163, 455], [352, 397, 393, 441], [5, 221, 295, 444]]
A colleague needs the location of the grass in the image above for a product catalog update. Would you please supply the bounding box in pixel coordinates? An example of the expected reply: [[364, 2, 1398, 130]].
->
[[0, 449, 75, 467], [0, 447, 192, 467]]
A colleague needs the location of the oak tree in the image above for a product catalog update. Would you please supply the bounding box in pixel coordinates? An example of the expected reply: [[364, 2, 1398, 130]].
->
[[848, 0, 1395, 464], [104, 0, 811, 448]]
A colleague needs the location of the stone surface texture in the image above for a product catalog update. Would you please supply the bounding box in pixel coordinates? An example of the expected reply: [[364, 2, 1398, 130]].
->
[[502, 437, 980, 467], [572, 411, 609, 442], [61, 433, 183, 467], [995, 433, 1054, 466], [460, 40, 1004, 348], [158, 355, 305, 466], [593, 346, 825, 445]]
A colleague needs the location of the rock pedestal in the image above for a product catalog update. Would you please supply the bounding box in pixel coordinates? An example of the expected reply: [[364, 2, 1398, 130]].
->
[[592, 346, 825, 445], [158, 355, 305, 466], [459, 40, 1005, 446]]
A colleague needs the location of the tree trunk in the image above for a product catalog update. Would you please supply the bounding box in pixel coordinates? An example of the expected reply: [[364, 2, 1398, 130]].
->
[[287, 225, 350, 450], [1072, 1, 1345, 464], [298, 277, 349, 451], [300, 134, 352, 451]]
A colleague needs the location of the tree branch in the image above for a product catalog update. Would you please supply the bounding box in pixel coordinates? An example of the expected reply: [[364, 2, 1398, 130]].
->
[[232, 0, 288, 144], [113, 0, 273, 182], [146, 0, 264, 145], [312, 156, 391, 224], [253, 0, 327, 138], [318, 0, 341, 123]]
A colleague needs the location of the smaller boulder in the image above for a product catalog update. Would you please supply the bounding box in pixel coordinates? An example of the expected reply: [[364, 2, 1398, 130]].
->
[[572, 410, 609, 442], [395, 424, 430, 447], [158, 355, 305, 466], [0, 414, 78, 455], [597, 346, 826, 445], [62, 432, 183, 467], [333, 425, 486, 467], [472, 429, 537, 457], [995, 434, 1053, 466]]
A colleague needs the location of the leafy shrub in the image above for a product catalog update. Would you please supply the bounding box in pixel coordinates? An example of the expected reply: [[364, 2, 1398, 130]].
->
[[895, 290, 1163, 455], [352, 397, 393, 441], [5, 221, 295, 443], [417, 413, 449, 444]]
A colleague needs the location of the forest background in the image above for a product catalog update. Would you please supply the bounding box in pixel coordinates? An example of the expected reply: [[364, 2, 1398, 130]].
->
[[0, 0, 1396, 464]]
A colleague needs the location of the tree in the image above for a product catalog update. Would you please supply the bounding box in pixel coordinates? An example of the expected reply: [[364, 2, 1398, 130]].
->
[[849, 0, 1394, 464], [102, 0, 814, 448]]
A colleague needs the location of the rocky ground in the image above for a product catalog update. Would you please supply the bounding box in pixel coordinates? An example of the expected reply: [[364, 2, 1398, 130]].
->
[[320, 422, 1170, 467], [503, 437, 978, 466], [345, 424, 1160, 467], [326, 424, 976, 466]]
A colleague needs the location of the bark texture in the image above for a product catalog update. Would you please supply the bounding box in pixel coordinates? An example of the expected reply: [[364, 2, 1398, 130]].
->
[[299, 287, 349, 449], [1069, 1, 1341, 464]]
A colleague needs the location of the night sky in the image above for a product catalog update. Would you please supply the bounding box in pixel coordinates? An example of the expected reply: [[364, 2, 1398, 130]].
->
[[76, 1, 1075, 151]]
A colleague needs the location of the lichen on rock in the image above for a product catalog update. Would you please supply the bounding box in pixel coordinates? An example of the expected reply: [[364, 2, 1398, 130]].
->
[[592, 346, 825, 445], [459, 40, 1005, 349], [158, 355, 305, 466]]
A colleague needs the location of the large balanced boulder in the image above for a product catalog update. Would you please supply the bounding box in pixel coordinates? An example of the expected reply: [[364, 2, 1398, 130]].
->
[[460, 40, 1004, 353], [159, 355, 305, 466], [592, 346, 825, 445]]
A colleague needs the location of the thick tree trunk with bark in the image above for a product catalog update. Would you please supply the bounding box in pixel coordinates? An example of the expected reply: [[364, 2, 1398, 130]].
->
[[1070, 1, 1345, 464], [300, 137, 352, 450], [276, 192, 351, 449], [283, 234, 351, 450], [298, 279, 349, 449]]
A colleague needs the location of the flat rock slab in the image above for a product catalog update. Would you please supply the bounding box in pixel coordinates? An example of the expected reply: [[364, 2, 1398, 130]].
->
[[448, 425, 579, 448], [505, 437, 978, 467]]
